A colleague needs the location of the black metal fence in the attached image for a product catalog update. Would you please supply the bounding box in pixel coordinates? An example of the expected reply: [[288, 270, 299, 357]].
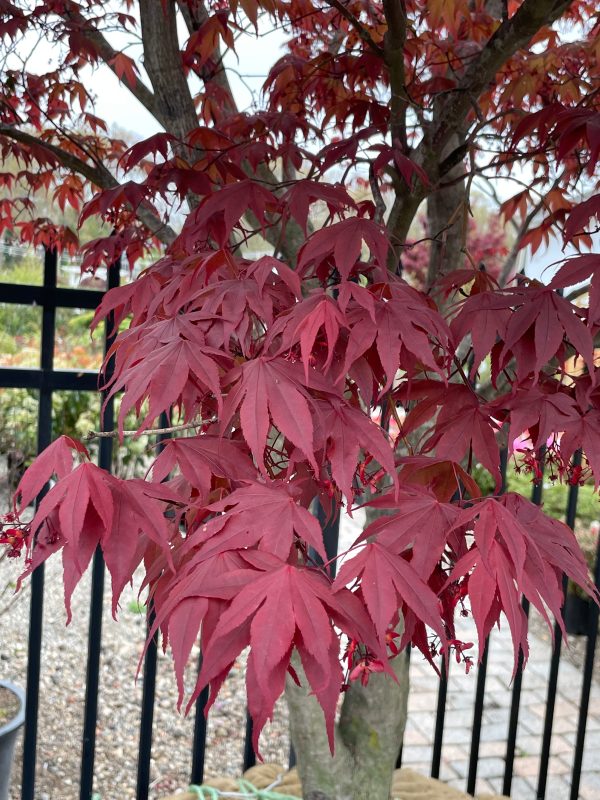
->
[[1, 247, 599, 800]]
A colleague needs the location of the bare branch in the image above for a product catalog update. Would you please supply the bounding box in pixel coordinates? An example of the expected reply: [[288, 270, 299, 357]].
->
[[383, 0, 407, 150], [84, 419, 214, 442]]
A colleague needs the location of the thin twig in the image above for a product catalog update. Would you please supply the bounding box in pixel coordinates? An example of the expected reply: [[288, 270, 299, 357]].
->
[[84, 419, 214, 442]]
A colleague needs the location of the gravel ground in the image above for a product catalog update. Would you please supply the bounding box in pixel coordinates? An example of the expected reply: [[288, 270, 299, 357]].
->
[[2, 459, 599, 800], [0, 460, 290, 800], [0, 555, 291, 800]]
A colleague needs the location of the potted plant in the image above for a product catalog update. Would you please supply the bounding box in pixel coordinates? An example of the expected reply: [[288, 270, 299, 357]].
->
[[0, 679, 25, 800], [564, 523, 599, 636]]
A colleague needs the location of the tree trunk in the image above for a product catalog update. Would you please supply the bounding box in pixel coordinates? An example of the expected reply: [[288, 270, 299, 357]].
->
[[286, 644, 409, 800], [426, 130, 468, 289]]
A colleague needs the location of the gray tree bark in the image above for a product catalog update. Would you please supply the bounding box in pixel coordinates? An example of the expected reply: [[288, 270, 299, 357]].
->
[[426, 130, 468, 289], [286, 646, 409, 800]]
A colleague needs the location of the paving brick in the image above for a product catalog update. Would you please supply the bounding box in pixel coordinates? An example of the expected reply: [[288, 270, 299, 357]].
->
[[579, 771, 600, 797], [478, 741, 507, 758], [564, 730, 600, 749], [408, 710, 436, 738], [550, 714, 579, 734], [519, 708, 546, 735], [483, 776, 504, 795], [472, 777, 497, 796], [442, 708, 478, 728], [513, 756, 541, 778], [450, 756, 506, 780], [408, 692, 440, 712], [400, 744, 433, 764], [480, 722, 514, 743], [438, 726, 476, 745], [567, 746, 600, 773], [482, 690, 513, 710], [517, 733, 572, 757], [438, 760, 460, 782], [530, 698, 581, 719], [499, 775, 536, 796], [473, 757, 507, 779], [539, 775, 572, 800], [483, 706, 510, 725], [401, 726, 429, 746]]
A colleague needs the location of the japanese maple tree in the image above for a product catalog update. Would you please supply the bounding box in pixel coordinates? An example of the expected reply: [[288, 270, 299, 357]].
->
[[1, 1, 600, 798]]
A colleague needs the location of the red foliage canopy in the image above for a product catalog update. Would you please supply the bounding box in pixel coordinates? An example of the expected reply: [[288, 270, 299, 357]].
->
[[1, 0, 599, 752]]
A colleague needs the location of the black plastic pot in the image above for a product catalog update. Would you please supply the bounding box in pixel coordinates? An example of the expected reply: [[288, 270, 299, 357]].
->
[[563, 593, 592, 636], [0, 680, 25, 800]]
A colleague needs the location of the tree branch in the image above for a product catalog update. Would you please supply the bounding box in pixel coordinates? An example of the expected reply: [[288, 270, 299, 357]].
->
[[60, 5, 162, 124], [138, 0, 199, 142], [177, 0, 246, 119], [0, 124, 177, 245], [84, 419, 212, 442], [324, 0, 384, 56], [430, 0, 573, 153], [383, 0, 408, 150]]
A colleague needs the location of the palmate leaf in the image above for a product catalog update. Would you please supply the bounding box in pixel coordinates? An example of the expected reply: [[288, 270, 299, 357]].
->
[[221, 356, 330, 474], [106, 331, 225, 434], [190, 480, 328, 562], [266, 291, 348, 381], [190, 556, 382, 752], [453, 285, 595, 383], [334, 542, 447, 647], [18, 463, 181, 618], [297, 218, 389, 280], [150, 434, 256, 500], [359, 487, 459, 579], [447, 494, 597, 673], [312, 398, 398, 504], [14, 434, 88, 511], [344, 283, 452, 390]]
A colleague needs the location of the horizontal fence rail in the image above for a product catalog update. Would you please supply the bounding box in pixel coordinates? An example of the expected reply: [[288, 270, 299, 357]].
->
[[1, 248, 599, 799]]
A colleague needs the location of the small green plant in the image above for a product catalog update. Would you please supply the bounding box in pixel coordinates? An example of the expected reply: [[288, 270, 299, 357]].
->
[[126, 599, 146, 615], [568, 524, 599, 600]]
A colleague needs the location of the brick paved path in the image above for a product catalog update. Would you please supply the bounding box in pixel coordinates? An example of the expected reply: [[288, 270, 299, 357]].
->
[[403, 617, 600, 799], [339, 513, 600, 799]]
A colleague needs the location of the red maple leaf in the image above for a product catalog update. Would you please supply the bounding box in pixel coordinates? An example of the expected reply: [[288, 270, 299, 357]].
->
[[221, 356, 326, 474], [191, 480, 328, 562], [334, 542, 447, 647]]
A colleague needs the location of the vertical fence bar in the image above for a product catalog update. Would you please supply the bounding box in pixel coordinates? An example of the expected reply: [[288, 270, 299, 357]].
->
[[137, 610, 158, 800], [80, 259, 120, 800], [191, 677, 210, 784], [503, 464, 544, 796], [430, 657, 448, 779], [137, 411, 169, 800], [466, 643, 489, 794], [243, 714, 256, 771], [537, 451, 581, 800], [396, 646, 411, 769], [466, 448, 508, 793], [569, 530, 600, 800], [21, 247, 57, 800]]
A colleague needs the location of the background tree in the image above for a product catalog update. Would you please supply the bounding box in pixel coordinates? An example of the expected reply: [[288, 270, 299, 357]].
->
[[1, 2, 599, 799]]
